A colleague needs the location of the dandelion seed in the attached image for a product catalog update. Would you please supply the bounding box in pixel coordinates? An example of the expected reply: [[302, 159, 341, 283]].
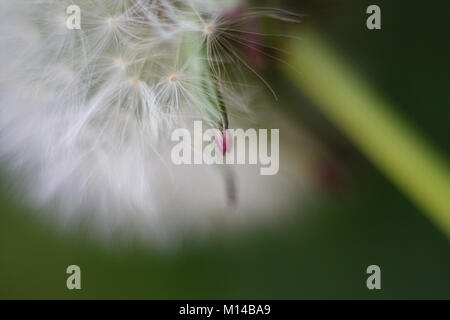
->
[[204, 24, 215, 35], [168, 74, 178, 83], [107, 17, 117, 28]]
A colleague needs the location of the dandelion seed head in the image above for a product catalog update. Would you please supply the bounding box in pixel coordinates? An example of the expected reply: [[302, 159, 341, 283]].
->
[[0, 0, 301, 245]]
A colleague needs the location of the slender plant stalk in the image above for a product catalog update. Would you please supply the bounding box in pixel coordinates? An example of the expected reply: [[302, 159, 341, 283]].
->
[[283, 29, 450, 238], [197, 35, 235, 206]]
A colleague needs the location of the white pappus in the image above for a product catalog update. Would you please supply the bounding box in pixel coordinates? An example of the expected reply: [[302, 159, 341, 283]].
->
[[0, 0, 303, 245]]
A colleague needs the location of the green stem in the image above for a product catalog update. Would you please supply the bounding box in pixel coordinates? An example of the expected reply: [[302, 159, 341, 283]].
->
[[283, 29, 450, 238]]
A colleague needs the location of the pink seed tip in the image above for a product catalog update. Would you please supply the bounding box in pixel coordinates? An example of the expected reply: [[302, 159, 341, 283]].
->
[[214, 130, 233, 156]]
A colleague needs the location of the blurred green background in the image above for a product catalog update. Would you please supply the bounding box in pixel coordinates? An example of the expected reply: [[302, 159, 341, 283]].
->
[[1, 0, 449, 299]]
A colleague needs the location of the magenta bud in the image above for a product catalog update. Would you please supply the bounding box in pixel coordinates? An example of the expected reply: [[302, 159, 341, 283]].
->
[[214, 129, 233, 156]]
